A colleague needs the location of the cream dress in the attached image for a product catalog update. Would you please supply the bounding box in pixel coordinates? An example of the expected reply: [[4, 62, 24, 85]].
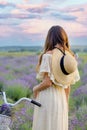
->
[[32, 54, 80, 130]]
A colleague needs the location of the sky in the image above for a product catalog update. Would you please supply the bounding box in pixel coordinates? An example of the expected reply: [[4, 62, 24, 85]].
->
[[0, 0, 87, 47]]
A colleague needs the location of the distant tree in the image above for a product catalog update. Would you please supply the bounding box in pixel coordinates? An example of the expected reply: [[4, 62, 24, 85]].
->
[[72, 49, 80, 53], [83, 48, 87, 52]]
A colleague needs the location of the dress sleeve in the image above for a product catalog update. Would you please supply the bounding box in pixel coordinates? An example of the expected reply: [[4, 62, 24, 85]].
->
[[36, 54, 52, 80]]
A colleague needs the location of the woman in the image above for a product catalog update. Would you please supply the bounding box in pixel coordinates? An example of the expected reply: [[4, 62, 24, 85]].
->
[[32, 25, 80, 130]]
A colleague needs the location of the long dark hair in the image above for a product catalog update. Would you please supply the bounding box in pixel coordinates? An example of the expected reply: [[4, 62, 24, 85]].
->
[[36, 25, 74, 71]]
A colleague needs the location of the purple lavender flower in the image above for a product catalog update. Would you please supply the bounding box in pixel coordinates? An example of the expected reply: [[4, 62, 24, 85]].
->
[[0, 103, 12, 116]]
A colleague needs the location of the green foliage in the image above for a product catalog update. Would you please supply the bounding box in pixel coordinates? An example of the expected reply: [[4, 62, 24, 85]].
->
[[69, 99, 75, 112], [69, 81, 83, 112], [0, 99, 3, 105], [0, 51, 37, 57], [15, 123, 32, 130], [76, 104, 87, 120], [79, 53, 87, 64], [5, 85, 31, 101], [74, 94, 87, 109], [70, 81, 82, 95], [29, 65, 33, 68], [3, 72, 15, 80], [0, 82, 4, 92]]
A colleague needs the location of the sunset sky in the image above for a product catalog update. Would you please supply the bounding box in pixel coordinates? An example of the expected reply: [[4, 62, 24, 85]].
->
[[0, 0, 87, 46]]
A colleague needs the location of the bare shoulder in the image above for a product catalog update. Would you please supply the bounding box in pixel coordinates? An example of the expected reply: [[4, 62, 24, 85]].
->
[[46, 50, 53, 54]]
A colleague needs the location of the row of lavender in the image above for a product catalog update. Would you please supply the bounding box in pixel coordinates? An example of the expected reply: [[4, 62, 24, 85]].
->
[[69, 53, 87, 130], [0, 54, 38, 129], [0, 52, 87, 129], [0, 55, 38, 90]]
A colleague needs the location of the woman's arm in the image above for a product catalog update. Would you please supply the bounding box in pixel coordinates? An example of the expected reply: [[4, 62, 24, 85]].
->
[[64, 86, 70, 103], [33, 72, 52, 98]]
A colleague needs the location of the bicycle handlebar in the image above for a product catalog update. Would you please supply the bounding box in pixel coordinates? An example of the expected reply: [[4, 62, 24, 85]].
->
[[0, 92, 41, 107]]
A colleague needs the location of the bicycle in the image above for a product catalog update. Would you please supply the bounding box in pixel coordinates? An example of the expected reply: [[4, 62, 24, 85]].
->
[[0, 91, 41, 130]]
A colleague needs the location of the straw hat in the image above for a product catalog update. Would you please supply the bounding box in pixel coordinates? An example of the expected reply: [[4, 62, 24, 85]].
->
[[52, 48, 77, 85]]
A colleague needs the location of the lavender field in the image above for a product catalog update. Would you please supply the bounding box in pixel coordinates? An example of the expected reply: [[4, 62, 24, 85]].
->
[[0, 51, 87, 130]]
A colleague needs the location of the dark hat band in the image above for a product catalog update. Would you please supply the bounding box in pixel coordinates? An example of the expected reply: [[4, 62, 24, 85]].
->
[[60, 55, 69, 75], [55, 47, 69, 75]]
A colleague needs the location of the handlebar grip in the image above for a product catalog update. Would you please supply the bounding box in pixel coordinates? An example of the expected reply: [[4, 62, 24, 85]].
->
[[31, 100, 41, 107]]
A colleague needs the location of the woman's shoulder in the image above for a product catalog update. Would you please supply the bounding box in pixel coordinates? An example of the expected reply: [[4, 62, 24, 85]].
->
[[43, 51, 53, 58], [46, 50, 53, 54], [42, 51, 53, 62]]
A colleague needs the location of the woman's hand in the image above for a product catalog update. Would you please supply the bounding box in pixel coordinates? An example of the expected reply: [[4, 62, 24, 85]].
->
[[33, 85, 39, 98], [33, 73, 52, 98]]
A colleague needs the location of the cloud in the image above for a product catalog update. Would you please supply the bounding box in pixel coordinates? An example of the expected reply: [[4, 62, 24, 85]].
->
[[50, 12, 77, 21], [0, 13, 41, 19], [19, 19, 52, 34], [0, 22, 19, 26], [27, 6, 49, 14], [65, 23, 87, 37], [0, 25, 14, 37], [0, 1, 87, 41], [70, 4, 87, 26], [23, 0, 29, 2], [16, 2, 78, 22], [63, 7, 84, 13], [0, 1, 15, 8], [43, 0, 67, 2], [17, 3, 49, 14], [58, 4, 87, 25]]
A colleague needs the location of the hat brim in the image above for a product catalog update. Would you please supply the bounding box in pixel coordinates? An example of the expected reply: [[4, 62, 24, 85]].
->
[[52, 49, 76, 86]]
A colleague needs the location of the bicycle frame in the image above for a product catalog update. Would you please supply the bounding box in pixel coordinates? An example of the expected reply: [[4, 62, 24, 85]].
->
[[0, 91, 41, 130]]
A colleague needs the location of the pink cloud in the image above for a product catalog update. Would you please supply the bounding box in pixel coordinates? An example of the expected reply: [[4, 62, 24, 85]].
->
[[0, 2, 87, 40], [11, 9, 23, 14], [59, 4, 87, 24], [23, 0, 29, 3], [0, 25, 16, 37], [71, 5, 87, 25], [0, 1, 8, 5], [15, 17, 87, 40], [0, 0, 15, 7], [63, 22, 87, 37], [17, 3, 48, 12], [19, 19, 54, 34], [56, 4, 87, 37]]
